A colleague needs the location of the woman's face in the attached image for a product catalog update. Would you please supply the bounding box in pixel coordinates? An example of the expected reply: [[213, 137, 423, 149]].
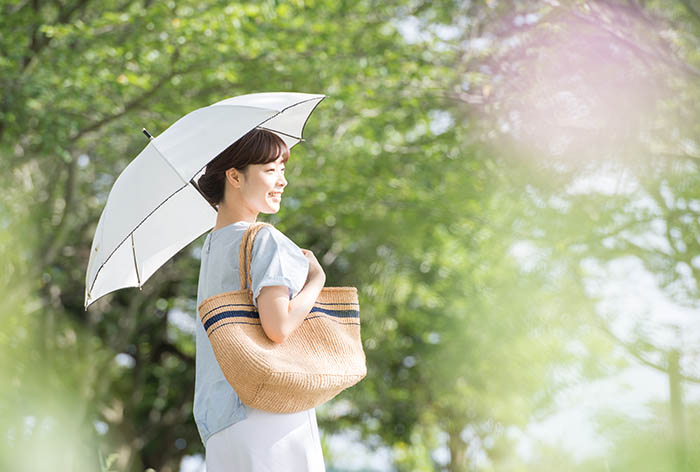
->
[[239, 154, 287, 214]]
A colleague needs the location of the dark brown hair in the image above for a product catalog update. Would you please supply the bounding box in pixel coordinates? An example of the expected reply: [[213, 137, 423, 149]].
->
[[196, 128, 290, 207]]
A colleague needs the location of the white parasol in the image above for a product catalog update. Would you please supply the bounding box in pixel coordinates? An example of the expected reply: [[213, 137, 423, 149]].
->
[[84, 92, 325, 310]]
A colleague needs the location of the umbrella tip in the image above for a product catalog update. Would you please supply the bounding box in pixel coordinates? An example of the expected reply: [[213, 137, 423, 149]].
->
[[142, 128, 154, 140]]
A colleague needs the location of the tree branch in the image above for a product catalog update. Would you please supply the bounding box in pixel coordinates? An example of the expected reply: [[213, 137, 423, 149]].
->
[[68, 70, 178, 143], [4, 0, 33, 16], [567, 6, 700, 79], [67, 49, 235, 143], [594, 314, 700, 383], [41, 151, 78, 267], [56, 0, 90, 23], [21, 0, 92, 72], [657, 151, 700, 165]]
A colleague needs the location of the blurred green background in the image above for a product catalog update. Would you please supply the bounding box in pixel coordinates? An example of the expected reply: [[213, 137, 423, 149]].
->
[[1, 0, 699, 470]]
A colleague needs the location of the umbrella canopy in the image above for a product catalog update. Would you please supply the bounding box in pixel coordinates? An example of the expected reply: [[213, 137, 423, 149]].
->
[[84, 92, 325, 310]]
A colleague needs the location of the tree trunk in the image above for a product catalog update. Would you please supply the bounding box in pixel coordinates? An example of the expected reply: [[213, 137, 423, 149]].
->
[[446, 425, 468, 472], [668, 349, 687, 472]]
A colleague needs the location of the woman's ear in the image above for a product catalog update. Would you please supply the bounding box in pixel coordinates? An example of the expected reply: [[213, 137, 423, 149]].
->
[[226, 168, 242, 189]]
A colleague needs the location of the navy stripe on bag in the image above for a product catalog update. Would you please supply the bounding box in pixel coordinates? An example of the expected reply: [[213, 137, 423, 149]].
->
[[203, 303, 360, 333]]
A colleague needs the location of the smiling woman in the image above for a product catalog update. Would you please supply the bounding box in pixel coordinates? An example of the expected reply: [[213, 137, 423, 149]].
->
[[192, 128, 328, 471], [197, 128, 290, 215]]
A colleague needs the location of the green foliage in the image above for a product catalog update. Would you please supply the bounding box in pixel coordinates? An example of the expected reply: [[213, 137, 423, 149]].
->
[[2, 0, 700, 471]]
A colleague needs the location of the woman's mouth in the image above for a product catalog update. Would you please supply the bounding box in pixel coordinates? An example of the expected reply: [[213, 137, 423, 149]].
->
[[268, 191, 282, 201]]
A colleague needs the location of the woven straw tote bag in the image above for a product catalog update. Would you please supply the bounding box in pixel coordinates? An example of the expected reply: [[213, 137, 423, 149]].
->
[[198, 221, 367, 413]]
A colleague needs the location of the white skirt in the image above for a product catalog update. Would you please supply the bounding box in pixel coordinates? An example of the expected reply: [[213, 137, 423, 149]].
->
[[205, 404, 326, 472]]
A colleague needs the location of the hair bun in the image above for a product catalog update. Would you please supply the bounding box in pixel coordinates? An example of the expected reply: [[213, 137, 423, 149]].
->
[[197, 171, 222, 207]]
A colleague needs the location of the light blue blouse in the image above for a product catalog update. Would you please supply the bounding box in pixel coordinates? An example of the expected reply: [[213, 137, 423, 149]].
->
[[193, 220, 310, 447]]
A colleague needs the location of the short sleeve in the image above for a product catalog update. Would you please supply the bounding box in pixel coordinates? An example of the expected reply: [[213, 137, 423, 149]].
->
[[249, 226, 310, 310]]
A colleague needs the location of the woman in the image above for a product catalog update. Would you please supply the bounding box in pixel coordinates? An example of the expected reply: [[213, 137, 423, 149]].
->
[[194, 128, 327, 471]]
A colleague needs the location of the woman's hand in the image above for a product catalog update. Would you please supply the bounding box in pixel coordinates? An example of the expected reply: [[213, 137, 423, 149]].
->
[[300, 248, 325, 283]]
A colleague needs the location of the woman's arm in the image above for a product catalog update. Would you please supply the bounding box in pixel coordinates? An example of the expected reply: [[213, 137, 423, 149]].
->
[[257, 248, 326, 343]]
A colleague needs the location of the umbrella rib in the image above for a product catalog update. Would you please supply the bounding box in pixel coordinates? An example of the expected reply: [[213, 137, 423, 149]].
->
[[277, 96, 325, 114], [255, 96, 325, 134], [257, 96, 326, 147], [255, 126, 305, 142], [86, 142, 186, 306], [85, 182, 191, 307], [131, 233, 142, 288], [189, 96, 325, 183], [296, 96, 325, 142], [217, 96, 323, 116], [150, 141, 188, 185]]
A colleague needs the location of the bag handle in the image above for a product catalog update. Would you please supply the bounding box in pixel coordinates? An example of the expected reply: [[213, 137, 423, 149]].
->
[[238, 222, 274, 291]]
